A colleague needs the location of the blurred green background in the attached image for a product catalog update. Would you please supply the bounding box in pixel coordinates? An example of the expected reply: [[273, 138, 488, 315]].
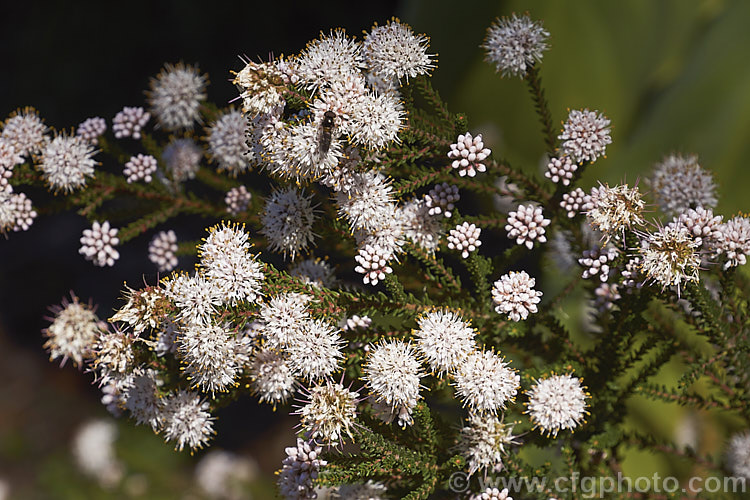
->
[[2, 0, 749, 498]]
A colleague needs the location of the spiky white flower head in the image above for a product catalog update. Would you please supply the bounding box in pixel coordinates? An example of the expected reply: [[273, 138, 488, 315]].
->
[[453, 350, 519, 414], [1, 107, 48, 157], [470, 488, 514, 500], [286, 319, 344, 381], [319, 145, 362, 193], [163, 138, 202, 183], [354, 244, 393, 286], [75, 117, 107, 145], [43, 293, 105, 368], [79, 221, 120, 267], [123, 153, 158, 183], [369, 396, 415, 427], [586, 183, 645, 240], [336, 170, 395, 232], [348, 91, 405, 150], [482, 14, 549, 78], [414, 310, 476, 376], [458, 413, 520, 477], [559, 109, 612, 164], [295, 29, 364, 91], [258, 292, 313, 348], [492, 271, 543, 322], [593, 282, 621, 312], [364, 340, 424, 424], [233, 58, 288, 118], [148, 230, 178, 273], [269, 120, 344, 182], [225, 185, 252, 216], [639, 224, 701, 293], [447, 222, 482, 258], [401, 198, 443, 252], [198, 222, 265, 306], [165, 273, 224, 325], [72, 419, 123, 488], [260, 187, 317, 260], [333, 480, 388, 500], [206, 109, 250, 175], [649, 154, 717, 216], [159, 390, 214, 451], [123, 369, 162, 430], [112, 106, 150, 139], [560, 188, 588, 218], [311, 73, 367, 134], [178, 322, 240, 394], [716, 215, 750, 269], [38, 133, 97, 193], [505, 204, 550, 249], [545, 155, 577, 185], [277, 438, 327, 500], [676, 207, 723, 248], [249, 348, 296, 407], [362, 18, 435, 84], [147, 62, 207, 131], [0, 138, 24, 178], [578, 245, 619, 282], [354, 204, 406, 257], [726, 431, 750, 480], [92, 327, 134, 383], [296, 380, 359, 446], [195, 450, 258, 500], [425, 182, 459, 218], [291, 258, 337, 289], [526, 373, 589, 437], [448, 133, 490, 177], [342, 315, 372, 331], [109, 285, 172, 335]]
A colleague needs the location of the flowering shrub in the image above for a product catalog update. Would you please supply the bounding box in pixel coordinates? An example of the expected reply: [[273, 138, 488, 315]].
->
[[3, 13, 750, 499]]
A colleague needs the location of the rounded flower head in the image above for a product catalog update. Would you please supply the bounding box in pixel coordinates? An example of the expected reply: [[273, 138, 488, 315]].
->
[[586, 183, 646, 240], [207, 109, 251, 175], [414, 310, 476, 376], [159, 390, 215, 451], [354, 244, 394, 286], [649, 154, 717, 216], [425, 182, 459, 218], [260, 187, 317, 260], [43, 293, 106, 368], [290, 258, 337, 289], [348, 91, 405, 150], [364, 340, 424, 423], [163, 138, 202, 183], [112, 106, 150, 139], [148, 230, 178, 272], [0, 190, 37, 234], [492, 271, 543, 321], [295, 29, 364, 90], [165, 272, 224, 325], [296, 380, 359, 446], [258, 292, 313, 348], [225, 185, 252, 216], [286, 318, 344, 381], [559, 109, 612, 164], [75, 117, 107, 145], [38, 132, 97, 193], [526, 373, 589, 437], [560, 187, 588, 218], [233, 59, 288, 118], [1, 107, 48, 157], [147, 62, 207, 131], [447, 222, 482, 258], [639, 223, 701, 293], [726, 431, 750, 480], [505, 204, 550, 249], [336, 170, 395, 233], [178, 322, 241, 395], [453, 350, 520, 414], [448, 132, 490, 177], [458, 413, 520, 477], [79, 221, 120, 267], [545, 155, 577, 186], [123, 153, 158, 184], [470, 488, 513, 500], [362, 18, 435, 84], [482, 14, 549, 78], [716, 215, 750, 269], [401, 198, 443, 252], [277, 438, 327, 500], [249, 348, 296, 408], [198, 222, 265, 306]]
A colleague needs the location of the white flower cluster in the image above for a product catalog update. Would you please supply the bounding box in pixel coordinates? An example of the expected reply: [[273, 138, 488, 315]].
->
[[458, 413, 519, 476], [260, 187, 317, 260], [148, 230, 178, 273], [586, 183, 645, 240], [482, 14, 549, 78], [447, 221, 482, 258], [425, 182, 459, 218], [558, 109, 612, 164], [578, 245, 619, 282], [147, 62, 207, 131], [492, 271, 543, 322], [112, 106, 150, 139], [79, 221, 120, 267], [545, 155, 577, 185], [526, 374, 588, 437], [277, 439, 327, 500], [649, 154, 717, 216], [123, 153, 157, 183], [225, 185, 252, 216], [76, 117, 107, 145], [506, 204, 550, 249], [448, 132, 490, 177], [38, 132, 97, 193]]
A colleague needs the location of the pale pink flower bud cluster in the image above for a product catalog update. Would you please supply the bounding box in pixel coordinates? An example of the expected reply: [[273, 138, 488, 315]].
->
[[123, 154, 158, 183], [148, 230, 178, 272], [560, 188, 589, 218], [448, 132, 490, 177], [505, 204, 550, 249], [76, 117, 107, 145], [492, 271, 542, 322], [79, 221, 120, 267], [113, 106, 150, 139], [354, 244, 393, 286], [425, 182, 459, 218], [545, 155, 577, 185], [447, 222, 482, 258]]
